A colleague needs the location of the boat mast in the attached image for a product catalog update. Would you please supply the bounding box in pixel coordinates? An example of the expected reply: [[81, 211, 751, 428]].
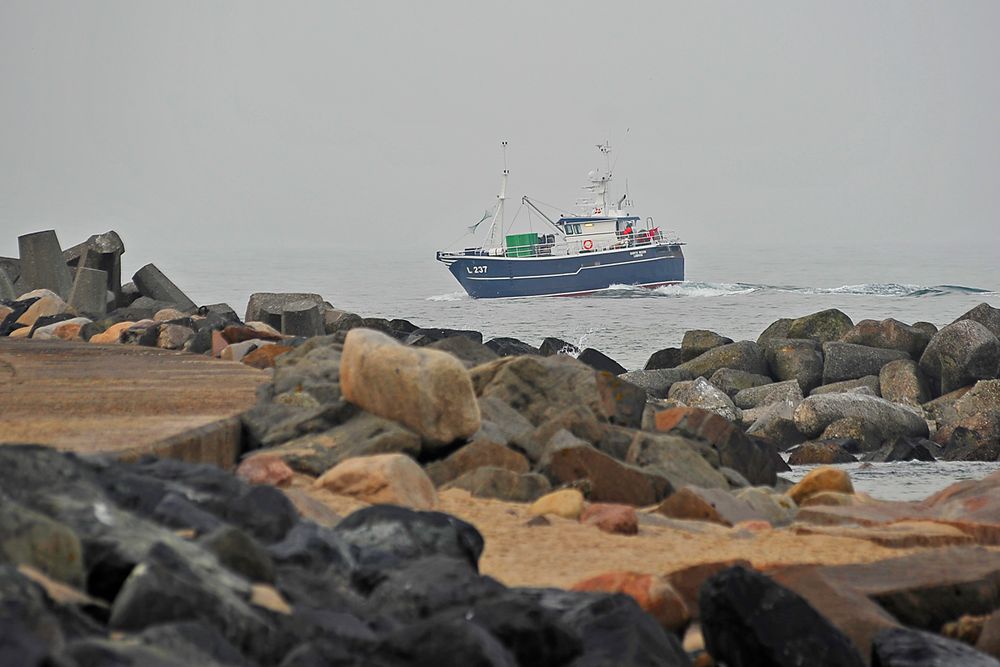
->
[[486, 140, 508, 249]]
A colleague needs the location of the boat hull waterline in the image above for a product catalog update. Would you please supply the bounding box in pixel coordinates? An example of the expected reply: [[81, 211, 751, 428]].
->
[[438, 244, 685, 299]]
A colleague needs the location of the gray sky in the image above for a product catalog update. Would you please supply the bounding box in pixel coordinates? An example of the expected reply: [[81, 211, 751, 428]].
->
[[2, 1, 999, 262]]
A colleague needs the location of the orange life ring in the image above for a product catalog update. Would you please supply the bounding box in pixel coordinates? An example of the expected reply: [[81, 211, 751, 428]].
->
[[583, 239, 593, 250]]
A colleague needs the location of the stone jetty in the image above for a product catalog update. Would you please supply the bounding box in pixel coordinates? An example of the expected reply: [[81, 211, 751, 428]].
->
[[3, 228, 1000, 665]]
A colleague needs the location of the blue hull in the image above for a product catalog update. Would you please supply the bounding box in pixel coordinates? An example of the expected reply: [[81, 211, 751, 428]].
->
[[440, 244, 685, 298]]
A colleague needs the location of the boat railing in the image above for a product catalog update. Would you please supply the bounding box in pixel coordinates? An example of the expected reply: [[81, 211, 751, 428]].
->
[[504, 228, 682, 258]]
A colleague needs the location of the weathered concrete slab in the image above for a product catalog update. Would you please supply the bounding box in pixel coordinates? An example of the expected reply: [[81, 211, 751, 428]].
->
[[67, 265, 108, 316], [0, 339, 267, 466], [18, 230, 73, 298], [132, 263, 197, 312]]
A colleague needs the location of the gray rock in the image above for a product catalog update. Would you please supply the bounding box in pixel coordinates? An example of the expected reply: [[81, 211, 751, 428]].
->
[[576, 348, 626, 375], [643, 346, 682, 370], [735, 487, 797, 526], [17, 230, 73, 298], [810, 375, 882, 397], [476, 395, 534, 444], [839, 318, 932, 358], [734, 379, 804, 409], [198, 525, 275, 583], [539, 337, 579, 356], [880, 359, 931, 407], [281, 300, 324, 337], [787, 441, 858, 465], [0, 266, 15, 301], [873, 627, 1000, 667], [619, 368, 695, 398], [709, 368, 772, 398], [405, 328, 483, 346], [0, 256, 20, 284], [516, 405, 608, 462], [132, 264, 197, 312], [911, 321, 939, 337], [246, 292, 325, 330], [0, 498, 84, 587], [484, 337, 540, 357], [424, 439, 529, 486], [933, 379, 1000, 461], [668, 377, 741, 423], [429, 335, 500, 368], [678, 340, 768, 378], [67, 266, 109, 316], [820, 416, 882, 451], [63, 230, 125, 303], [954, 302, 1000, 340], [756, 318, 793, 345], [746, 400, 805, 451], [625, 431, 730, 490], [821, 342, 909, 385], [785, 308, 854, 343], [443, 467, 550, 502], [862, 437, 938, 463], [793, 393, 929, 440], [764, 338, 824, 393], [681, 329, 734, 362], [920, 320, 1000, 395]]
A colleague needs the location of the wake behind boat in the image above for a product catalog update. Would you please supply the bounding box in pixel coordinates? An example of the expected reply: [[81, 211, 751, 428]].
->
[[436, 142, 685, 298]]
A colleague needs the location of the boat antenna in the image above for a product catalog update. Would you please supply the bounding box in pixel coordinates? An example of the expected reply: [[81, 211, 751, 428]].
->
[[485, 140, 508, 249]]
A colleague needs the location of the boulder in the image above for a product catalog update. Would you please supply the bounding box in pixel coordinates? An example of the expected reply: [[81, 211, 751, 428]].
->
[[700, 565, 865, 667], [787, 441, 857, 465], [443, 468, 550, 502], [644, 346, 683, 370], [787, 467, 854, 504], [428, 335, 500, 368], [793, 393, 929, 440], [669, 377, 741, 422], [539, 336, 579, 356], [919, 320, 1000, 395], [819, 417, 881, 451], [735, 379, 804, 409], [785, 308, 854, 343], [656, 486, 762, 526], [839, 318, 932, 358], [863, 437, 938, 463], [934, 380, 1000, 460], [30, 316, 90, 340], [625, 431, 730, 490], [484, 337, 540, 357], [873, 627, 1000, 667], [404, 327, 483, 347], [579, 504, 640, 536], [242, 344, 292, 369], [810, 375, 882, 397], [157, 323, 194, 350], [528, 489, 585, 520], [764, 338, 825, 393], [235, 455, 294, 487], [571, 572, 688, 632], [678, 340, 768, 378], [245, 293, 324, 330], [757, 318, 793, 345], [577, 348, 626, 375], [340, 328, 480, 445], [955, 302, 1000, 340], [425, 439, 530, 486], [0, 501, 84, 587], [709, 368, 772, 398], [736, 487, 797, 526], [879, 359, 931, 407], [746, 400, 805, 451], [515, 405, 608, 463], [681, 330, 733, 362], [978, 610, 1000, 659], [198, 525, 275, 584], [539, 437, 672, 506], [618, 368, 694, 398], [314, 453, 437, 509], [477, 396, 535, 445], [821, 342, 909, 385], [88, 320, 134, 344], [15, 293, 68, 328]]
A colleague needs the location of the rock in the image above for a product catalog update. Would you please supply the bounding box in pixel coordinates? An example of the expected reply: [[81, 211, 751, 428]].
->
[[0, 268, 15, 301], [30, 316, 90, 340], [404, 327, 483, 346], [281, 300, 324, 337], [484, 336, 540, 357], [678, 340, 768, 378], [15, 293, 68, 328], [793, 393, 929, 440], [221, 339, 270, 362], [822, 342, 909, 385], [313, 453, 437, 509], [655, 407, 785, 485], [571, 572, 688, 631], [340, 328, 480, 445], [978, 610, 1000, 659], [245, 293, 324, 330], [88, 320, 134, 344], [787, 466, 854, 504], [528, 489, 585, 520], [736, 487, 797, 526], [786, 308, 855, 343], [235, 455, 295, 487], [735, 379, 804, 409], [67, 266, 108, 316], [787, 441, 857, 465], [681, 330, 734, 362], [955, 302, 1000, 340], [514, 405, 608, 462], [700, 565, 865, 667], [157, 323, 194, 350], [656, 486, 762, 526], [152, 307, 186, 322], [879, 358, 931, 406], [199, 526, 275, 584], [873, 627, 1000, 667], [132, 264, 196, 312], [222, 323, 284, 344], [820, 416, 881, 451], [840, 318, 933, 358], [709, 368, 772, 398], [746, 400, 805, 451], [920, 320, 1000, 395], [477, 396, 535, 444], [668, 377, 741, 422], [17, 230, 73, 298], [618, 368, 695, 398], [625, 431, 730, 490], [0, 500, 84, 587], [579, 503, 640, 535], [540, 437, 672, 505], [242, 344, 292, 369], [428, 335, 499, 368], [444, 468, 550, 502], [799, 490, 856, 507], [757, 318, 793, 345], [811, 374, 882, 396], [935, 380, 1000, 460], [863, 436, 938, 462], [539, 336, 579, 356], [764, 337, 825, 393], [644, 346, 683, 370], [425, 439, 529, 486], [374, 606, 518, 665], [577, 347, 626, 375]]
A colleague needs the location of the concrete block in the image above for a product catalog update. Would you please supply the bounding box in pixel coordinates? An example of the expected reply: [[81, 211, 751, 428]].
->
[[0, 267, 15, 301], [0, 257, 20, 283], [200, 303, 241, 324], [246, 292, 324, 325], [132, 264, 196, 312], [64, 231, 124, 302], [18, 230, 74, 298], [281, 300, 323, 337], [68, 266, 109, 316]]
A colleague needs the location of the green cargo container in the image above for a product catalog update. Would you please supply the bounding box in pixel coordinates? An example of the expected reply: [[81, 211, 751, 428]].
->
[[505, 233, 538, 257]]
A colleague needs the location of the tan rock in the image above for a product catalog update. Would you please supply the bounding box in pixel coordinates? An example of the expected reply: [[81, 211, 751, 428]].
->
[[16, 288, 61, 301], [89, 321, 134, 344], [53, 322, 85, 340], [242, 344, 292, 369], [580, 503, 639, 535], [799, 491, 857, 507], [528, 489, 584, 520], [313, 453, 437, 509], [0, 306, 12, 322], [157, 324, 194, 350], [426, 439, 530, 486], [656, 486, 761, 527], [977, 609, 1000, 659], [571, 571, 689, 632], [16, 294, 68, 327], [153, 308, 186, 322], [793, 520, 973, 548], [786, 466, 854, 505], [250, 583, 291, 614], [245, 321, 283, 337], [31, 317, 91, 340], [340, 328, 480, 444], [236, 454, 294, 487], [8, 326, 32, 339]]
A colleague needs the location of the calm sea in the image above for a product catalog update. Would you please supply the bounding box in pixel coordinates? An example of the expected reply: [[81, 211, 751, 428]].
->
[[151, 237, 999, 500]]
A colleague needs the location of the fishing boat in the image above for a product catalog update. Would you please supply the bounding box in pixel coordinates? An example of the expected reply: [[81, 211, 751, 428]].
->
[[436, 141, 685, 298]]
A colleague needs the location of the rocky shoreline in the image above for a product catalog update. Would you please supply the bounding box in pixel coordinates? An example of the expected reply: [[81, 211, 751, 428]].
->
[[3, 228, 1000, 665]]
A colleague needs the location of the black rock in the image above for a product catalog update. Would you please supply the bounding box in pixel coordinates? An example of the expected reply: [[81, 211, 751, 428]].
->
[[872, 626, 1000, 667], [200, 525, 276, 583], [700, 565, 864, 667], [577, 348, 627, 375], [863, 436, 939, 463], [460, 592, 582, 667], [137, 621, 253, 667], [485, 337, 540, 357], [58, 637, 195, 667], [28, 312, 77, 335], [79, 321, 105, 341], [198, 303, 242, 325], [268, 522, 356, 574], [375, 615, 518, 666], [0, 298, 35, 336], [428, 335, 500, 368], [404, 327, 483, 346], [644, 346, 683, 370], [151, 491, 225, 535], [539, 337, 579, 356]]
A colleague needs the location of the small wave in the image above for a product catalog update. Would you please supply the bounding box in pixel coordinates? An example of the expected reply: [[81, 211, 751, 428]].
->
[[426, 292, 468, 302], [651, 282, 760, 297]]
